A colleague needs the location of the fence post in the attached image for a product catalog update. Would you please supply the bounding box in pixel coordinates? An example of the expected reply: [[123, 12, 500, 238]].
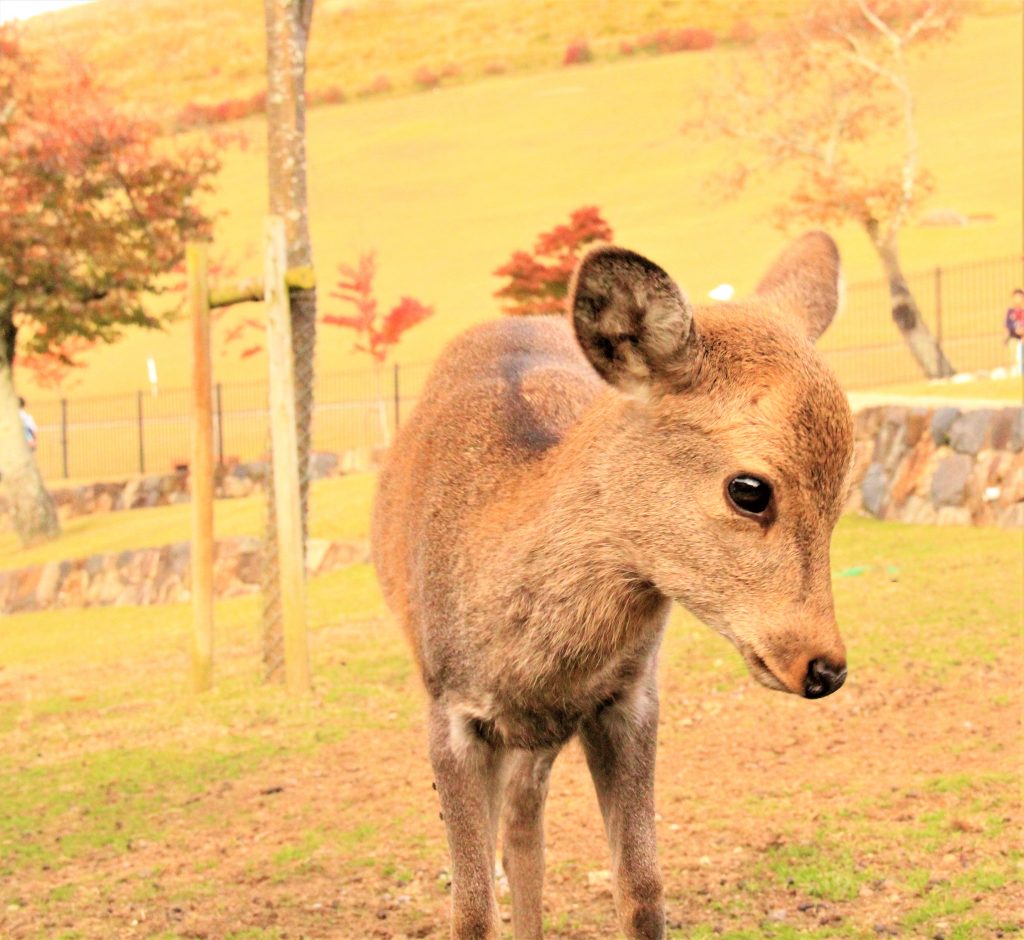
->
[[136, 390, 145, 474], [934, 266, 945, 376], [60, 398, 69, 479], [215, 382, 225, 466], [393, 362, 400, 434], [264, 215, 310, 695], [188, 242, 215, 693]]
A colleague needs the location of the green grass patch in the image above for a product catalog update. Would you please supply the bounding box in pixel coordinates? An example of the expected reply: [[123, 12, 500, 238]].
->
[[764, 841, 877, 902]]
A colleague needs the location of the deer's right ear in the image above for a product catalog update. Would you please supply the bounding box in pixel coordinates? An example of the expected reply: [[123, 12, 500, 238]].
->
[[570, 246, 696, 395], [754, 231, 842, 342]]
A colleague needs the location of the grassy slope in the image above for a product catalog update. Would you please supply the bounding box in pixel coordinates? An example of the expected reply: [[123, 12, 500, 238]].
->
[[14, 12, 1023, 402], [23, 0, 810, 115]]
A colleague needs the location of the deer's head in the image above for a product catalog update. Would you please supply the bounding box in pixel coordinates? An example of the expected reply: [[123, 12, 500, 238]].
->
[[571, 232, 852, 698]]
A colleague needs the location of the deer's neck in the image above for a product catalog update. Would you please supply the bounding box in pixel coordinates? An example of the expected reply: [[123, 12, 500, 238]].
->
[[481, 393, 670, 675]]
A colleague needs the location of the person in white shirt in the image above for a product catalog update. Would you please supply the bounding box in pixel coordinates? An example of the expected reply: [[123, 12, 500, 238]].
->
[[18, 397, 37, 451]]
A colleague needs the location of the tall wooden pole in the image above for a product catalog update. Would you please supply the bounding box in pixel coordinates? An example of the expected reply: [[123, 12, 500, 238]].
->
[[264, 216, 310, 694], [188, 242, 215, 693], [262, 0, 317, 678]]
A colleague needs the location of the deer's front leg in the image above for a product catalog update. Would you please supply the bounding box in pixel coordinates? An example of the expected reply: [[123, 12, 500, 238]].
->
[[501, 747, 558, 939], [579, 670, 664, 940], [429, 699, 505, 940]]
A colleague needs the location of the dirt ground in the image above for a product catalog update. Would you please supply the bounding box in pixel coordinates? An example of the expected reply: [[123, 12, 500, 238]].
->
[[4, 630, 1020, 940]]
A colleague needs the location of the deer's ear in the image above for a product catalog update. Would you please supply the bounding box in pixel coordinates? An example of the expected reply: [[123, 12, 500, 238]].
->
[[754, 231, 842, 342], [570, 246, 695, 394]]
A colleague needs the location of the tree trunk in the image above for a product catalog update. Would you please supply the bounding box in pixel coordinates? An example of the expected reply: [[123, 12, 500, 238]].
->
[[262, 0, 317, 681], [0, 351, 60, 547], [870, 233, 955, 379]]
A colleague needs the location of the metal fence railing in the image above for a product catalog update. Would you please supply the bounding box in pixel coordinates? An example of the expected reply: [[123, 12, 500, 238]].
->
[[821, 255, 1024, 389], [21, 256, 1023, 483]]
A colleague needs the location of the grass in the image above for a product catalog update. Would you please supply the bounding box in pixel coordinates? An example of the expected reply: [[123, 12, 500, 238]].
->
[[0, 473, 376, 571], [12, 12, 1022, 404], [878, 374, 1024, 402]]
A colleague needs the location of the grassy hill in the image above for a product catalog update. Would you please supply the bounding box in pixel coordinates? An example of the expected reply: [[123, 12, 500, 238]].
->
[[23, 0, 811, 117], [14, 6, 1024, 402]]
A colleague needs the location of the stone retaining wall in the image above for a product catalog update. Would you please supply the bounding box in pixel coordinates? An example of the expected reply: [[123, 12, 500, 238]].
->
[[847, 405, 1023, 527], [0, 451, 355, 532], [0, 536, 367, 615]]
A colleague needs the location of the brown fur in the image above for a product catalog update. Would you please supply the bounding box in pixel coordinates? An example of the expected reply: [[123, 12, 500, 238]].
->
[[371, 232, 854, 939]]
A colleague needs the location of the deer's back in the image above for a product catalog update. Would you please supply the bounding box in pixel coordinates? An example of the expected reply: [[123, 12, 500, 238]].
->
[[371, 315, 603, 670]]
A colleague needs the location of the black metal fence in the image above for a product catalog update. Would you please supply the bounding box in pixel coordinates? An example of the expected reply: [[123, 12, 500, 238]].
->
[[28, 363, 435, 482], [822, 255, 1023, 389], [23, 255, 1023, 482]]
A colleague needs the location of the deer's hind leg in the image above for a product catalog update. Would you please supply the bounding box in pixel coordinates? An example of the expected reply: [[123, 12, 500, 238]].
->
[[428, 699, 506, 940], [501, 747, 558, 939], [579, 658, 664, 940]]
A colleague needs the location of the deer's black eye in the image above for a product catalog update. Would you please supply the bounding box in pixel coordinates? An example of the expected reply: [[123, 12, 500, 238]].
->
[[727, 475, 773, 517]]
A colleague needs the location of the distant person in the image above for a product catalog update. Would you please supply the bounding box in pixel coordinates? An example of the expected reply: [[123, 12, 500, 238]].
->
[[18, 397, 37, 451], [1007, 288, 1024, 375]]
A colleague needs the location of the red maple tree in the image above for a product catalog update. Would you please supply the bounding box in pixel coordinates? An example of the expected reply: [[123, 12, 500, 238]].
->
[[493, 207, 614, 316], [0, 24, 221, 545], [323, 252, 434, 363]]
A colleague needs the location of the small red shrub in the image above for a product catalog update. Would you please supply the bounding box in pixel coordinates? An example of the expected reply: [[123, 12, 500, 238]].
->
[[636, 27, 715, 55], [310, 85, 347, 105], [358, 74, 392, 97], [618, 39, 636, 56], [729, 19, 758, 43], [413, 66, 441, 89], [562, 39, 593, 66]]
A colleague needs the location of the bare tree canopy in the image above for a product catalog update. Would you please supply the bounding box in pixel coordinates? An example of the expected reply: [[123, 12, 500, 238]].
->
[[692, 0, 964, 378]]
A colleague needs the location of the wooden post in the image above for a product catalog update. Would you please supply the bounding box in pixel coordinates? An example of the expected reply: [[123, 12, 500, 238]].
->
[[393, 362, 400, 434], [60, 398, 68, 479], [264, 216, 310, 694], [136, 390, 145, 474], [188, 242, 215, 693]]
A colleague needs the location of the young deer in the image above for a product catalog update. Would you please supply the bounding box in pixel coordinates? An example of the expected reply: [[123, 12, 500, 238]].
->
[[372, 232, 853, 939]]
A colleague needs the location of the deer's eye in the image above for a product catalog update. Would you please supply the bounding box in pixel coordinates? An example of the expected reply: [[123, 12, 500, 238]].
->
[[727, 475, 773, 517]]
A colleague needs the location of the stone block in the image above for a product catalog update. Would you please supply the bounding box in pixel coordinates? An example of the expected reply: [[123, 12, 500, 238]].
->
[[936, 505, 971, 526], [890, 437, 936, 507], [931, 454, 974, 507], [948, 409, 996, 456], [309, 451, 340, 480], [930, 406, 961, 445], [861, 462, 887, 517], [1011, 408, 1024, 453], [901, 494, 938, 526], [853, 407, 884, 440], [995, 503, 1024, 528], [873, 407, 909, 471], [904, 407, 931, 448]]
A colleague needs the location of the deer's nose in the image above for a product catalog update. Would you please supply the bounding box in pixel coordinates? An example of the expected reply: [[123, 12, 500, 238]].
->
[[804, 658, 847, 698]]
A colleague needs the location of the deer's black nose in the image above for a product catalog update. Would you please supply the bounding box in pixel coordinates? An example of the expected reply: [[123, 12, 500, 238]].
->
[[804, 658, 847, 699]]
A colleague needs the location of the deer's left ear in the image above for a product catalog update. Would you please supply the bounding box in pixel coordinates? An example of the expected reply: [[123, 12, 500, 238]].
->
[[754, 231, 842, 342]]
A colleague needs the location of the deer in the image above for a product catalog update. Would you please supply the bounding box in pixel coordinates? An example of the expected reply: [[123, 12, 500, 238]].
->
[[371, 231, 853, 940]]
